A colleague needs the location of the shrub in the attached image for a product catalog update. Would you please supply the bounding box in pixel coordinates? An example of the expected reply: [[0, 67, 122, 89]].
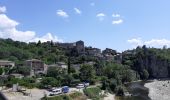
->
[[115, 86, 125, 96], [41, 92, 84, 100], [83, 87, 102, 99], [142, 69, 149, 80], [69, 92, 82, 99]]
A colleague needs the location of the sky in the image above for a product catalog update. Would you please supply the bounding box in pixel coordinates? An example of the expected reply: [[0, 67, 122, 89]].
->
[[0, 0, 170, 51]]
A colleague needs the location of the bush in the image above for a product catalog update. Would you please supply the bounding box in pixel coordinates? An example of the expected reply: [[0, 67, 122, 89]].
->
[[142, 69, 149, 80], [69, 92, 82, 99], [0, 68, 3, 75], [41, 95, 65, 100], [115, 86, 125, 96], [41, 92, 84, 100], [83, 87, 102, 99], [109, 79, 117, 92]]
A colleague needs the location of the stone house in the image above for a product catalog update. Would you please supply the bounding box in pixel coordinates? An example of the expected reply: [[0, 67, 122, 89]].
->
[[25, 59, 47, 76], [48, 62, 68, 69], [85, 47, 101, 57], [0, 60, 15, 68]]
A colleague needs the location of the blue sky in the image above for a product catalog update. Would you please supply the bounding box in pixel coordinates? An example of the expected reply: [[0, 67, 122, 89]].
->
[[0, 0, 170, 51]]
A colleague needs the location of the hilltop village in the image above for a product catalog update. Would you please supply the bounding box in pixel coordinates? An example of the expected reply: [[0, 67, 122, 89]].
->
[[0, 39, 127, 100], [1, 38, 170, 100], [0, 40, 122, 77]]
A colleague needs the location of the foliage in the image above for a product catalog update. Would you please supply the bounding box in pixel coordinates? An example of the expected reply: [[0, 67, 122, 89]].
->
[[17, 66, 31, 76], [79, 64, 96, 84], [115, 86, 125, 96], [69, 92, 83, 99], [4, 76, 37, 88], [41, 92, 85, 100], [141, 69, 149, 80], [0, 67, 3, 75], [46, 67, 65, 78], [0, 38, 66, 64], [101, 62, 138, 93], [40, 77, 60, 88], [83, 87, 102, 100]]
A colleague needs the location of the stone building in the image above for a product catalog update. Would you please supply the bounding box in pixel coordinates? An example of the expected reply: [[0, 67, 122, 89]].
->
[[85, 47, 101, 56], [102, 48, 117, 56], [25, 59, 47, 76], [76, 40, 85, 54], [48, 62, 67, 69], [55, 42, 76, 49], [0, 60, 15, 68], [0, 60, 15, 75]]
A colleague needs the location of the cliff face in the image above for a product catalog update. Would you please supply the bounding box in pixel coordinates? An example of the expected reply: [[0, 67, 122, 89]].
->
[[134, 55, 170, 78], [123, 47, 170, 79]]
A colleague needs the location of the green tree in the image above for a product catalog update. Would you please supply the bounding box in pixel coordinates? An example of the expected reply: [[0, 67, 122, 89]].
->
[[37, 40, 41, 46], [0, 68, 3, 75], [79, 64, 95, 84], [41, 77, 60, 87], [47, 67, 65, 78], [142, 69, 149, 80], [17, 66, 31, 76], [67, 57, 71, 74], [116, 86, 125, 96]]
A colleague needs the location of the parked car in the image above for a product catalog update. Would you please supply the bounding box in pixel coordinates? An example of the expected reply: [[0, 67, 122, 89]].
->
[[62, 86, 69, 93], [49, 88, 62, 96], [49, 87, 56, 92], [76, 84, 84, 89], [84, 82, 90, 87]]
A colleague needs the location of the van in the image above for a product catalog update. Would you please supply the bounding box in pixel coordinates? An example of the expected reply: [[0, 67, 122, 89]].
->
[[49, 88, 62, 96], [62, 86, 69, 93], [84, 82, 90, 87], [76, 84, 84, 89]]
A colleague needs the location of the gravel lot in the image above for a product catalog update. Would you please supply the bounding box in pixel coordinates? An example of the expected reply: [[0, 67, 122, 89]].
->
[[145, 80, 170, 100]]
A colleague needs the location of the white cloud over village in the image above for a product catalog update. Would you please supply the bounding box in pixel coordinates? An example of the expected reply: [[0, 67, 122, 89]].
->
[[0, 6, 6, 13], [0, 6, 63, 43], [96, 13, 106, 21], [112, 13, 121, 18], [74, 8, 82, 15], [112, 19, 123, 24], [111, 13, 123, 25], [29, 33, 63, 43], [56, 10, 69, 18], [128, 38, 170, 48]]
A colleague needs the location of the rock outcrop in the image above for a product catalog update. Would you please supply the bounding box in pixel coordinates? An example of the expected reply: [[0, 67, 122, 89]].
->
[[122, 47, 170, 78]]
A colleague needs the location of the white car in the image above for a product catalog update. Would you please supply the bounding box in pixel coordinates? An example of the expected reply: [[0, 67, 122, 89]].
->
[[84, 82, 90, 87], [76, 84, 85, 89], [49, 88, 62, 96]]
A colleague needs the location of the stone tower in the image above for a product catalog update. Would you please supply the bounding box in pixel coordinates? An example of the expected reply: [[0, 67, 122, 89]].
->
[[76, 40, 85, 54]]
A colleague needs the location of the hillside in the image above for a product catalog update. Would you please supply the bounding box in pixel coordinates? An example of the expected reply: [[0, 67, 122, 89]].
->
[[0, 38, 66, 65], [122, 45, 170, 78], [1, 38, 170, 79]]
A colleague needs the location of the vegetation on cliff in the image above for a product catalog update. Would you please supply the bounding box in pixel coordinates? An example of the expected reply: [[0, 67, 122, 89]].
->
[[1, 38, 170, 96]]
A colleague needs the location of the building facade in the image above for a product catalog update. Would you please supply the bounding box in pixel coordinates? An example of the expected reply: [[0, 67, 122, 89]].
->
[[25, 59, 47, 76], [0, 60, 15, 68]]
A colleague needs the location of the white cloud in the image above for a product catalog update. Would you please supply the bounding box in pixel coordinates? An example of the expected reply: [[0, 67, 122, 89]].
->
[[56, 10, 69, 18], [29, 33, 63, 43], [96, 13, 105, 17], [127, 38, 143, 48], [0, 14, 36, 42], [112, 13, 120, 18], [0, 6, 6, 13], [112, 19, 123, 24], [127, 38, 170, 48], [74, 8, 81, 14], [0, 7, 63, 43], [96, 13, 106, 21], [145, 39, 170, 47], [90, 2, 95, 6]]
